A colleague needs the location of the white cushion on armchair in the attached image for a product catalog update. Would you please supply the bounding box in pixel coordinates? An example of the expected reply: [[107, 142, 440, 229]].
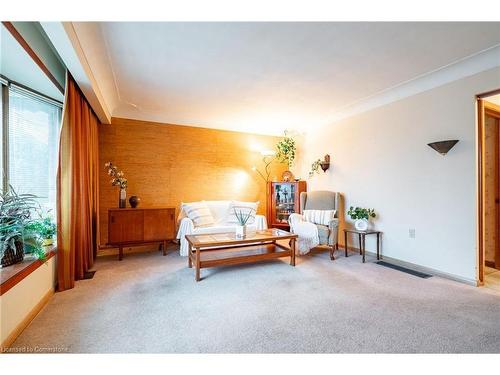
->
[[176, 200, 267, 256]]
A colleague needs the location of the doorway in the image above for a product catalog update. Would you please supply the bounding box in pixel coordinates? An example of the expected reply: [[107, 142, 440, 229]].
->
[[478, 92, 500, 290]]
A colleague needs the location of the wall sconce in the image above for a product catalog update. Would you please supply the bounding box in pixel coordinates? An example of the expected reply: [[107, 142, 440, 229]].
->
[[320, 154, 330, 172], [427, 140, 459, 155]]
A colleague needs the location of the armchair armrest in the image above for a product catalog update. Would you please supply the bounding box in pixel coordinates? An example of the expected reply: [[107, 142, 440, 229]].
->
[[328, 218, 339, 246], [288, 213, 304, 233]]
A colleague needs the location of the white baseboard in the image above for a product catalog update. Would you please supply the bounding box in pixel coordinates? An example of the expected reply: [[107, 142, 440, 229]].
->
[[341, 245, 478, 286]]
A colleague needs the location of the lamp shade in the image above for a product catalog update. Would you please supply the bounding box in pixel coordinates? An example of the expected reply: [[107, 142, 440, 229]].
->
[[427, 140, 459, 155]]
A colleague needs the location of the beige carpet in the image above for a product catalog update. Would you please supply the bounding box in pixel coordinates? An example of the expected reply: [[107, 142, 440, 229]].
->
[[10, 247, 500, 353]]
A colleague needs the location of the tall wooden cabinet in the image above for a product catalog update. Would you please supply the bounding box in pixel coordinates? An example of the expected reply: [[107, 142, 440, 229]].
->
[[108, 207, 176, 260], [266, 181, 307, 230]]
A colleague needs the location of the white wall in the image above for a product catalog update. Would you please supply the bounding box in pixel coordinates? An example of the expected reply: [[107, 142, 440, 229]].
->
[[299, 67, 500, 283], [0, 256, 56, 346]]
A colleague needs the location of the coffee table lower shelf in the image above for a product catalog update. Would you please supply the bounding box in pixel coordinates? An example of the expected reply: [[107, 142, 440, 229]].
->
[[188, 241, 295, 281]]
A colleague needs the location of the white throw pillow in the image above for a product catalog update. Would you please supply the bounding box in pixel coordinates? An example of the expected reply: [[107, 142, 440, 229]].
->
[[227, 201, 259, 225], [303, 209, 336, 226], [181, 201, 215, 228]]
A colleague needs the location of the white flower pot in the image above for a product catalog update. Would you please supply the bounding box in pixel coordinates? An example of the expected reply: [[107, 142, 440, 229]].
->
[[235, 225, 247, 238], [354, 219, 369, 231], [42, 238, 53, 247]]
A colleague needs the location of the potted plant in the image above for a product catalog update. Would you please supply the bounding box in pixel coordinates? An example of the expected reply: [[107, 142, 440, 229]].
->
[[234, 209, 253, 238], [26, 214, 57, 246], [309, 159, 323, 178], [105, 162, 128, 208], [309, 155, 331, 178], [347, 206, 376, 231], [0, 186, 45, 267], [275, 131, 296, 170]]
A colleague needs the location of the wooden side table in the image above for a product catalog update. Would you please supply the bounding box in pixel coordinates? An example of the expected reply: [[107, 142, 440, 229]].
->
[[343, 229, 382, 263]]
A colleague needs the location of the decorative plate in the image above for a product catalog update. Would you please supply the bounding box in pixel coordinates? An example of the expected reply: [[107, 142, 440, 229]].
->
[[282, 170, 294, 182]]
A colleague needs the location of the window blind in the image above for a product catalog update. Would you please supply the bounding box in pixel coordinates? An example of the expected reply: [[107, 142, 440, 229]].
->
[[8, 86, 61, 215]]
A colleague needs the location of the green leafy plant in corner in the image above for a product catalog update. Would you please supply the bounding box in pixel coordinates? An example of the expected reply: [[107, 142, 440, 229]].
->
[[26, 214, 56, 240], [308, 159, 323, 178], [347, 206, 376, 221], [275, 131, 296, 169], [234, 209, 253, 226]]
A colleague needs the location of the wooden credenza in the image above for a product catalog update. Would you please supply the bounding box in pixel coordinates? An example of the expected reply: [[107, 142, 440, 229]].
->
[[108, 207, 176, 260]]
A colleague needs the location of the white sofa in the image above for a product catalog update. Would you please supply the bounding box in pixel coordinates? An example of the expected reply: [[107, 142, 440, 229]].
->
[[176, 200, 268, 256]]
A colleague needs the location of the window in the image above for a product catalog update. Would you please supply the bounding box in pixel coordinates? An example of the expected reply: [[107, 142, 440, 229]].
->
[[1, 80, 62, 214]]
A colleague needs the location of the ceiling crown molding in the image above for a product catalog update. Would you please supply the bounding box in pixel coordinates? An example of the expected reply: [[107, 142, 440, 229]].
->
[[325, 44, 500, 125], [40, 22, 112, 124]]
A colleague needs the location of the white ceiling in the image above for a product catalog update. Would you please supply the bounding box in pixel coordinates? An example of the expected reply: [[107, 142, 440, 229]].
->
[[0, 24, 64, 101], [72, 22, 500, 135]]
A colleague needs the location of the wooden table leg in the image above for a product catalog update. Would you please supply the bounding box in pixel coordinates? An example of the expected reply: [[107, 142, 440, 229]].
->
[[195, 247, 201, 282], [344, 231, 348, 257], [188, 243, 193, 268], [358, 234, 362, 255], [162, 240, 167, 256], [377, 233, 380, 260], [290, 238, 296, 266], [119, 246, 123, 261], [362, 235, 366, 263]]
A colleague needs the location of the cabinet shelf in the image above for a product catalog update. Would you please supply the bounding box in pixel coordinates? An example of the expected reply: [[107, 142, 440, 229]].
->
[[267, 181, 307, 230]]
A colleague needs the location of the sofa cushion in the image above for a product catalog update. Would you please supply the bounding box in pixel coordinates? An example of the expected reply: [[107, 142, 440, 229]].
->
[[181, 201, 215, 228], [204, 200, 231, 224], [303, 209, 336, 226], [226, 201, 259, 225]]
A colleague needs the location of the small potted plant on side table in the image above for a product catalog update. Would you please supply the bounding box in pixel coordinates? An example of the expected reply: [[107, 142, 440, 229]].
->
[[347, 206, 376, 231]]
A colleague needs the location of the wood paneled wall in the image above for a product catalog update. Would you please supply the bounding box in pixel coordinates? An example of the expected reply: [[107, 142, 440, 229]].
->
[[98, 117, 286, 247]]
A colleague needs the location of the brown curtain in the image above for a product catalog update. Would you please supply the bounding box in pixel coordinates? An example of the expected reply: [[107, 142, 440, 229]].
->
[[56, 73, 100, 291]]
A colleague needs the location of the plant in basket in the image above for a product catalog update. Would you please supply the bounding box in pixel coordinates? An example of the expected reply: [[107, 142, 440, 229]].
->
[[0, 186, 47, 267]]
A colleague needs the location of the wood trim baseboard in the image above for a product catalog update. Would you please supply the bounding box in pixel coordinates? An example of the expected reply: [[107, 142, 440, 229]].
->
[[0, 250, 56, 296], [338, 244, 478, 286], [0, 288, 54, 352], [485, 260, 496, 268]]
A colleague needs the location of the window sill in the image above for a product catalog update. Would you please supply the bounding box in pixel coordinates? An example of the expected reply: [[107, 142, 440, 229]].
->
[[0, 247, 56, 296]]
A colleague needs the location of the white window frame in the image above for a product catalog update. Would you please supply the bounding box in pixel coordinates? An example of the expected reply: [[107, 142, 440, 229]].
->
[[0, 75, 63, 197]]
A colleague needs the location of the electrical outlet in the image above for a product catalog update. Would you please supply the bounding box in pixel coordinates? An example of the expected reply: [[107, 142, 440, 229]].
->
[[409, 228, 416, 239]]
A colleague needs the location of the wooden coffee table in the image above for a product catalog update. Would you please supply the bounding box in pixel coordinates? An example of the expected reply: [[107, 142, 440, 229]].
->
[[185, 228, 297, 281]]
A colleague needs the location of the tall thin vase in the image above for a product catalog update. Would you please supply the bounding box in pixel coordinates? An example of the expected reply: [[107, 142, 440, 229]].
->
[[119, 188, 127, 208]]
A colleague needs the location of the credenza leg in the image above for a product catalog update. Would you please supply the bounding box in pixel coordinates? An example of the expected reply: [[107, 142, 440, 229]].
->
[[119, 247, 123, 261], [162, 240, 167, 256]]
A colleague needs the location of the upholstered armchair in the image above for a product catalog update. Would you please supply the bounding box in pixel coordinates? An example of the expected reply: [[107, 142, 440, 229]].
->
[[289, 191, 340, 260]]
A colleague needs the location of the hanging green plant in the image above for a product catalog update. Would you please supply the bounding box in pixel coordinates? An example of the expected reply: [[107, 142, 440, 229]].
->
[[275, 131, 296, 169], [309, 159, 322, 178]]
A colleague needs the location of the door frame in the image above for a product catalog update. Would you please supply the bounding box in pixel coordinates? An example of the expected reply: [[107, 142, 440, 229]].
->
[[477, 92, 500, 284]]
